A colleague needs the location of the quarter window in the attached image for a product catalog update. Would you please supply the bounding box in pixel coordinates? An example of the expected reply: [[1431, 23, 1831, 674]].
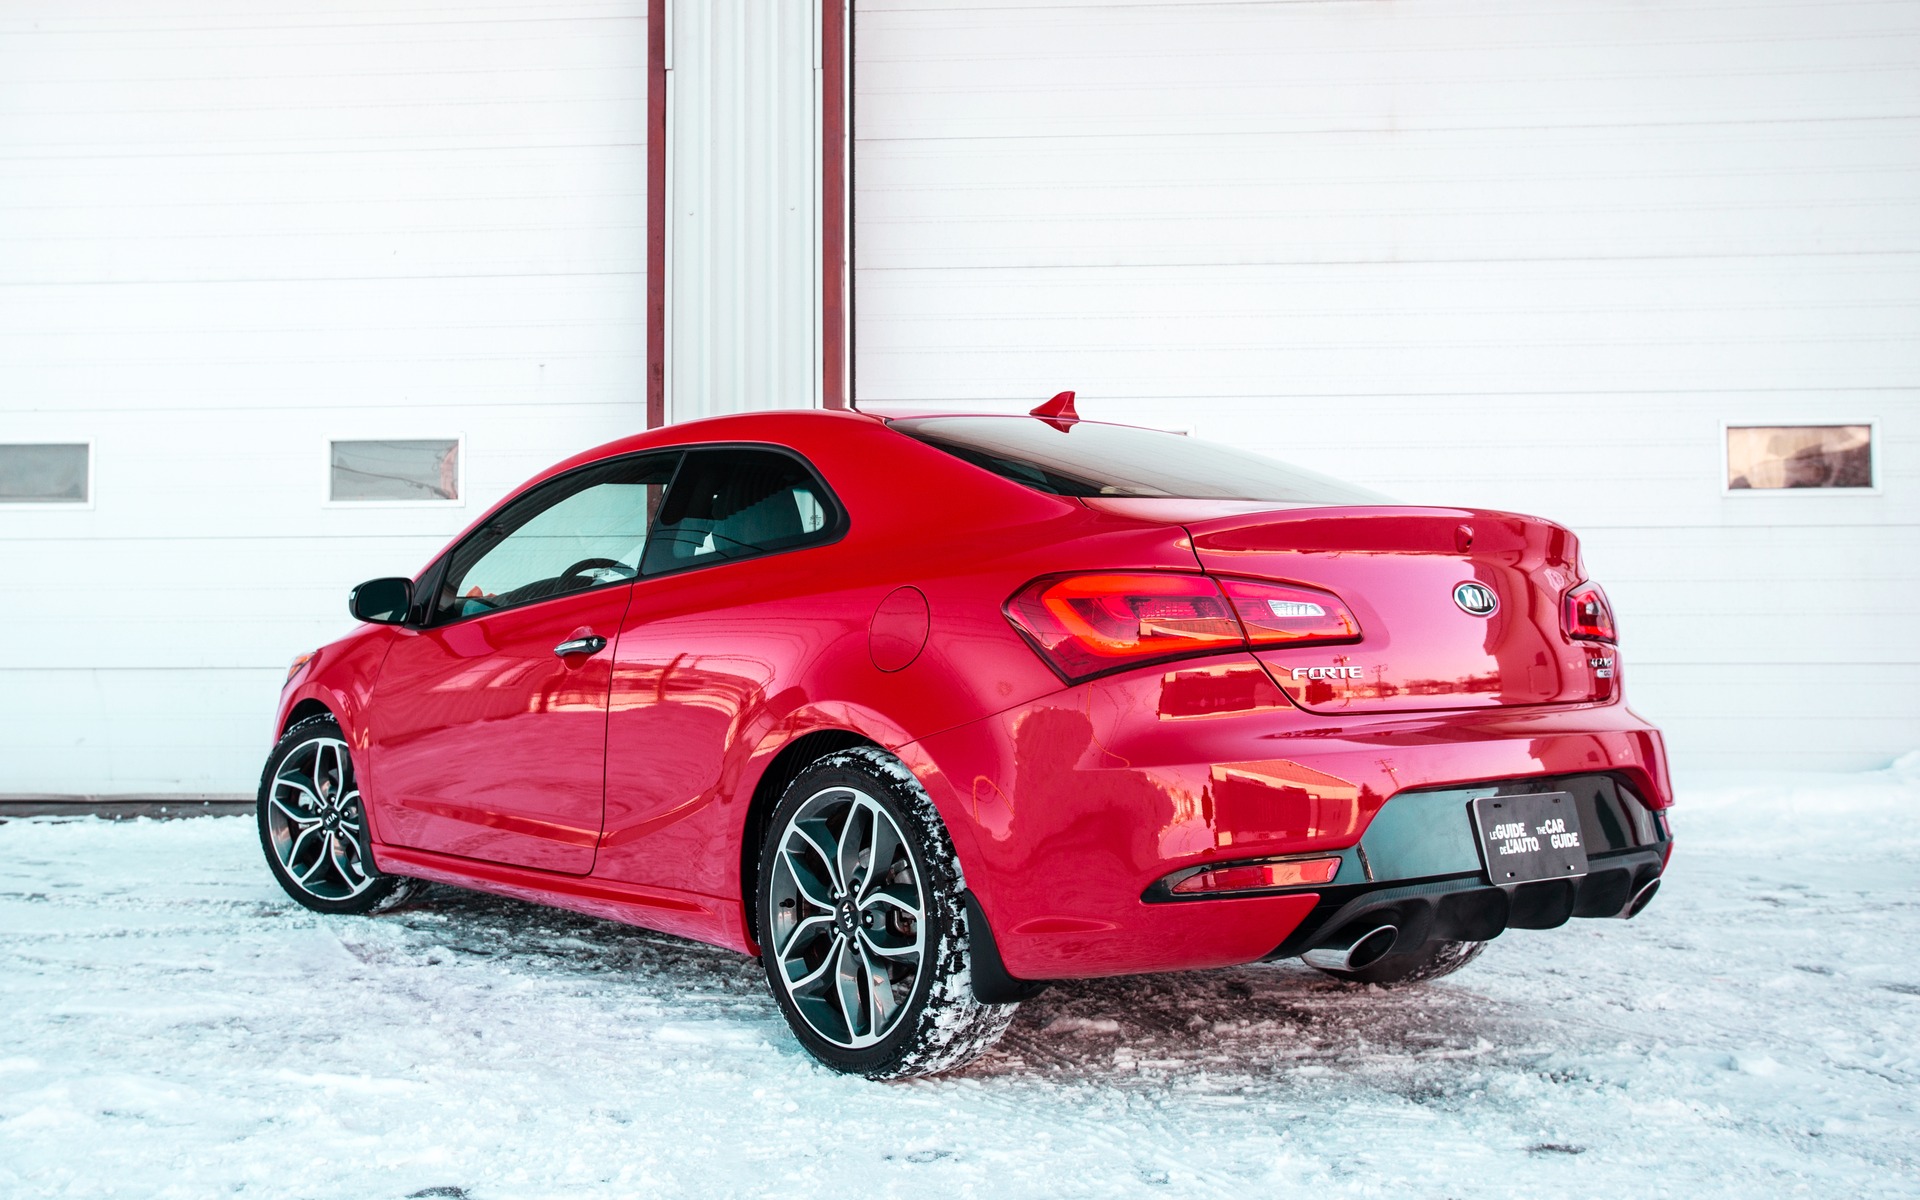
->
[[435, 453, 678, 622], [641, 448, 839, 574]]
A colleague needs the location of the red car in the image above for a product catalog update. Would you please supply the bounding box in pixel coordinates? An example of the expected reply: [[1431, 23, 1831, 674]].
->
[[261, 398, 1672, 1079]]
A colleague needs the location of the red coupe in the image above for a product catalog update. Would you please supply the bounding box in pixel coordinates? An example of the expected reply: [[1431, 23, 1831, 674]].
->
[[262, 397, 1672, 1078]]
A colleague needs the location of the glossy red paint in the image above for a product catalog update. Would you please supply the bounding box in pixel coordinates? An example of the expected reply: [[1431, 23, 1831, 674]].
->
[[910, 658, 1668, 978], [1186, 507, 1614, 714], [868, 586, 931, 672], [368, 585, 631, 874], [276, 409, 1672, 978], [1030, 389, 1079, 428]]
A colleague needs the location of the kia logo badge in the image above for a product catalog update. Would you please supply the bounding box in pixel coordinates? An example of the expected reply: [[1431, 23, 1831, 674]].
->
[[1453, 582, 1498, 617]]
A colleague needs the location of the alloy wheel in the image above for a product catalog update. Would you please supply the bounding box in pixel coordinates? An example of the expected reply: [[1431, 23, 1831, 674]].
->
[[767, 785, 927, 1049], [264, 736, 376, 902]]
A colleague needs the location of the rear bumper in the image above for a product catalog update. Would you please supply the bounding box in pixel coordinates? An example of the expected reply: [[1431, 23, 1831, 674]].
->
[[903, 654, 1672, 982]]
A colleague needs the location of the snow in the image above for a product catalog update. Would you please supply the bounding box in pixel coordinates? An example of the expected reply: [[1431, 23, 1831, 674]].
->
[[4, 759, 1919, 1199]]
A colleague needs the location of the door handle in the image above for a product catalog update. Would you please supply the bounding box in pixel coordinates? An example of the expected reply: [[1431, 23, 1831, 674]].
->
[[552, 635, 607, 658]]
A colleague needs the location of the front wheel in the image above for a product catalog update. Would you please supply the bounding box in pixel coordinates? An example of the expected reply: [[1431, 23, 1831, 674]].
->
[[257, 715, 414, 915], [756, 746, 1017, 1079]]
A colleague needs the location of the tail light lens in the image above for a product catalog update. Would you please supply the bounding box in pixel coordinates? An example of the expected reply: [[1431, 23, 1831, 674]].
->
[[1006, 572, 1361, 682], [1006, 573, 1244, 681], [1563, 581, 1616, 643], [1218, 578, 1360, 646]]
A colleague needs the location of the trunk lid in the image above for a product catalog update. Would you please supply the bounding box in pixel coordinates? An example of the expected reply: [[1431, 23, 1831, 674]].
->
[[1180, 505, 1612, 714]]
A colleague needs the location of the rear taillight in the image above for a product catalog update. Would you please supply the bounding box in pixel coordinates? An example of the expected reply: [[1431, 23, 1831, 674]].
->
[[1563, 581, 1616, 643], [1218, 577, 1361, 646], [1005, 571, 1360, 682], [1006, 573, 1243, 681]]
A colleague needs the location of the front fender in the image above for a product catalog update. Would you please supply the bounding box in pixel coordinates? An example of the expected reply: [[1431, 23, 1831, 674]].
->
[[269, 627, 398, 835]]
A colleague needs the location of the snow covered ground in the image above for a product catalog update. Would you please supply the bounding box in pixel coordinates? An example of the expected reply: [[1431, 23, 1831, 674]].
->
[[3, 761, 1918, 1200]]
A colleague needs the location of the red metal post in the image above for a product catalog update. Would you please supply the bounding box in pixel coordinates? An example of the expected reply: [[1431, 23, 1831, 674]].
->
[[645, 0, 668, 429], [821, 0, 849, 409]]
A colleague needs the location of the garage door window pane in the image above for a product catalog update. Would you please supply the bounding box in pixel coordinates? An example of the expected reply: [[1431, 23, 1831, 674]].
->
[[0, 444, 89, 503], [1727, 426, 1873, 490], [330, 439, 460, 502]]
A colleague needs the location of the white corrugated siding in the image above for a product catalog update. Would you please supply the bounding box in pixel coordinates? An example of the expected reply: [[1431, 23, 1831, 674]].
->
[[0, 1, 651, 792], [665, 0, 823, 421], [854, 0, 1920, 770]]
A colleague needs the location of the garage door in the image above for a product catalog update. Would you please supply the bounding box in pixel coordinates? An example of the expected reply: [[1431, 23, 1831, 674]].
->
[[854, 0, 1920, 769], [0, 1, 650, 792]]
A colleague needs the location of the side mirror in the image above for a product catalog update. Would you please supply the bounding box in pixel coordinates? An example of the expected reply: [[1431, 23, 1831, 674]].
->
[[349, 577, 413, 625]]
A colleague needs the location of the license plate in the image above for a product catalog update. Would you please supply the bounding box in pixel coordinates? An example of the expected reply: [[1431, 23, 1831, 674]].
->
[[1470, 792, 1589, 885]]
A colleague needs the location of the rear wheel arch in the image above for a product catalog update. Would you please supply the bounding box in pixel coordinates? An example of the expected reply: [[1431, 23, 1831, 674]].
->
[[739, 728, 879, 944]]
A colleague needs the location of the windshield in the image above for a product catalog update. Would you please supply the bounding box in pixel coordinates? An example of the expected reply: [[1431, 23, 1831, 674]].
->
[[891, 416, 1388, 505]]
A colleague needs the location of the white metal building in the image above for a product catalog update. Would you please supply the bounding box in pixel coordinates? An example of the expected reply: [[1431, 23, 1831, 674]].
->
[[1, 0, 1914, 796]]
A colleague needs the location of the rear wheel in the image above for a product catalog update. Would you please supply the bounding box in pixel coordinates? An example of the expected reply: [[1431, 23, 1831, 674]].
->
[[257, 715, 415, 915], [756, 746, 1017, 1079], [1309, 938, 1486, 986]]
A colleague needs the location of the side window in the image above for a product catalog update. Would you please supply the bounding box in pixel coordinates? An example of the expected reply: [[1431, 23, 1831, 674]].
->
[[641, 448, 839, 575], [435, 453, 679, 622]]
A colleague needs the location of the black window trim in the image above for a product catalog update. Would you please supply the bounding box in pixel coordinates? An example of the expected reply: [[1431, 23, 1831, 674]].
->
[[412, 441, 847, 627]]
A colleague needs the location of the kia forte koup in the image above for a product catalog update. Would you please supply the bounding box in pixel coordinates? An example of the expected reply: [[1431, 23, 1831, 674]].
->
[[261, 396, 1673, 1078]]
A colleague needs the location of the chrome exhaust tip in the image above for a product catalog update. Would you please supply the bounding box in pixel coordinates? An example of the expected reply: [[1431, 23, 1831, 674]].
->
[[1622, 877, 1660, 919], [1301, 924, 1399, 972]]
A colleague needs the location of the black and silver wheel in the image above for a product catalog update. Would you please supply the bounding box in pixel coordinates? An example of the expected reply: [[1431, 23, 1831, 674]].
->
[[1309, 938, 1487, 986], [257, 715, 412, 915], [757, 746, 1017, 1079]]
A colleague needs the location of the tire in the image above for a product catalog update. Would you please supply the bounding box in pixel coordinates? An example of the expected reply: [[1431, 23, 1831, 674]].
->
[[756, 746, 1018, 1079], [1309, 938, 1487, 986], [257, 715, 417, 915]]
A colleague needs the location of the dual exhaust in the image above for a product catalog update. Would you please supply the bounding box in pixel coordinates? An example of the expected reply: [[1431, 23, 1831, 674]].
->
[[1301, 878, 1660, 971]]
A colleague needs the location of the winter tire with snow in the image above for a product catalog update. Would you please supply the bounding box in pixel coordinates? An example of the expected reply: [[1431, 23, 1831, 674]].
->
[[756, 746, 1018, 1079], [257, 715, 415, 915], [1308, 937, 1487, 986]]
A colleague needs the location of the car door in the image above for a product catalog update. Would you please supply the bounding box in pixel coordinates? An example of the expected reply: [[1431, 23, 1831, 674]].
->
[[368, 451, 680, 874], [598, 446, 849, 894]]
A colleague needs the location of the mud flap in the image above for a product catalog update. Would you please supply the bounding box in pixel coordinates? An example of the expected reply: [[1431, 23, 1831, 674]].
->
[[962, 890, 1049, 1004]]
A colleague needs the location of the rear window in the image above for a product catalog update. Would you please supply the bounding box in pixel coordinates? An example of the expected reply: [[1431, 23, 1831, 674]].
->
[[891, 416, 1387, 505]]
